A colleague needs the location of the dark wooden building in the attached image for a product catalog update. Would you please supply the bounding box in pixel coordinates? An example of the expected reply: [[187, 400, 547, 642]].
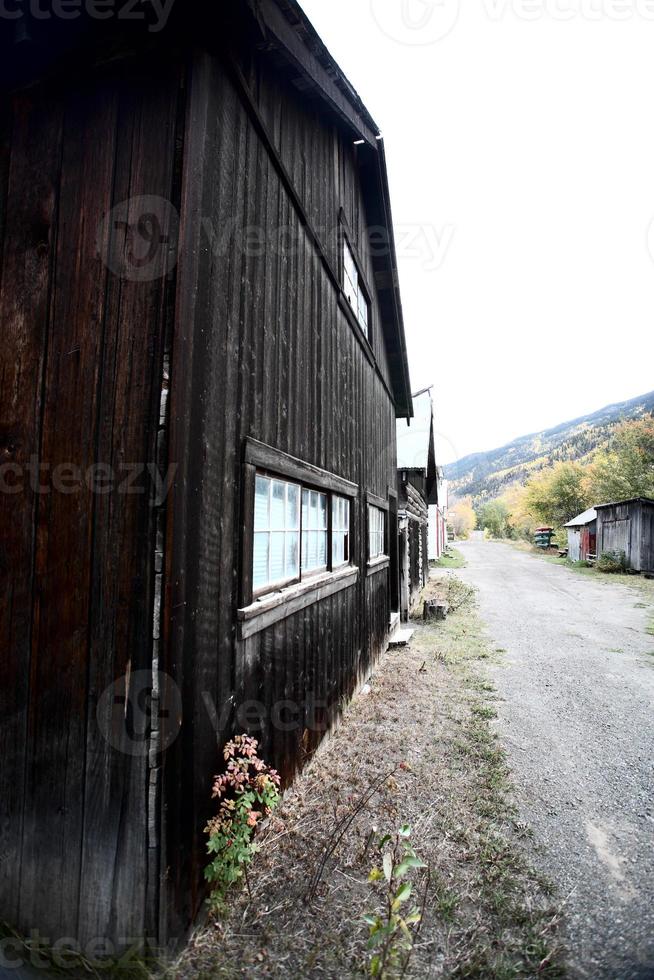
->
[[397, 389, 438, 619], [595, 498, 654, 572], [0, 0, 412, 950]]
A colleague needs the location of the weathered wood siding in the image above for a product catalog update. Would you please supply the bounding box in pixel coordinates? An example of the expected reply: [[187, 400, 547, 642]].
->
[[160, 46, 397, 941], [596, 501, 654, 572], [398, 478, 429, 616], [641, 503, 654, 572], [0, 54, 184, 944], [567, 529, 581, 562], [1, 23, 401, 950]]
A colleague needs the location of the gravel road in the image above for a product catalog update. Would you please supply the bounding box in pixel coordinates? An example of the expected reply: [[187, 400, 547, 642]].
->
[[456, 538, 654, 980]]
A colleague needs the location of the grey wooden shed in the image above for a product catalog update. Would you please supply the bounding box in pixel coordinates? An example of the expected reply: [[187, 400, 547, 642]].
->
[[595, 498, 654, 572]]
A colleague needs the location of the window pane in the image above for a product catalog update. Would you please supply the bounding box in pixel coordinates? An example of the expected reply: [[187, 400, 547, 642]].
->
[[302, 528, 328, 573], [317, 529, 327, 567], [333, 532, 344, 567], [368, 505, 386, 558], [318, 493, 327, 530], [254, 477, 270, 531], [286, 532, 299, 578], [270, 532, 285, 582], [345, 278, 357, 311], [287, 484, 300, 529], [253, 533, 269, 589], [271, 481, 285, 530], [358, 285, 369, 335], [333, 497, 349, 547], [344, 240, 356, 282], [344, 241, 359, 313], [254, 474, 323, 592]]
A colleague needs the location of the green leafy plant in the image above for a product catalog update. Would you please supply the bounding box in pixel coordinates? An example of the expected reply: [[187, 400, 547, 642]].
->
[[204, 734, 281, 911], [363, 825, 428, 978], [597, 550, 627, 573]]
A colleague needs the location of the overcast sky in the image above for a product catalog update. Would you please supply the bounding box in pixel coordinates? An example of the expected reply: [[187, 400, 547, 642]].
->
[[298, 0, 654, 464]]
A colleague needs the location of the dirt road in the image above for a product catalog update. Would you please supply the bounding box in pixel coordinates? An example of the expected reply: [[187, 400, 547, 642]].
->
[[456, 538, 654, 979]]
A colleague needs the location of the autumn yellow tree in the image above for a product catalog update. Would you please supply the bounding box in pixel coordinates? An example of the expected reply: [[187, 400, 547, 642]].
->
[[500, 483, 537, 540], [585, 418, 654, 503], [522, 461, 591, 530], [449, 497, 477, 539]]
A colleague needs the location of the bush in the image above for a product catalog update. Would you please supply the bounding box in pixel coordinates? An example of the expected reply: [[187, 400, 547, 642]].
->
[[597, 550, 627, 574], [205, 735, 281, 911]]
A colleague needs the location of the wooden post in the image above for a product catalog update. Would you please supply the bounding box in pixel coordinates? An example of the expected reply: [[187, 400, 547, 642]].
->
[[423, 600, 447, 622]]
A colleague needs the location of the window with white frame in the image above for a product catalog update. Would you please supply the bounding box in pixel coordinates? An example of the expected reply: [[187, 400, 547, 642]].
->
[[332, 496, 350, 567], [254, 476, 300, 592], [252, 472, 353, 596], [368, 505, 386, 559], [343, 238, 370, 338], [302, 489, 328, 574]]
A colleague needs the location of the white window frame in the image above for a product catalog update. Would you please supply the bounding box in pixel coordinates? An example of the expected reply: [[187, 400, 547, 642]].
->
[[343, 237, 370, 338], [253, 472, 353, 598], [301, 488, 329, 577], [332, 495, 351, 568], [253, 475, 301, 595], [368, 505, 386, 560]]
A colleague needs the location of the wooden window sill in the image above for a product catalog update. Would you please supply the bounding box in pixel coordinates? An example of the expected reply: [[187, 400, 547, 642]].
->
[[238, 565, 359, 639], [366, 555, 390, 576]]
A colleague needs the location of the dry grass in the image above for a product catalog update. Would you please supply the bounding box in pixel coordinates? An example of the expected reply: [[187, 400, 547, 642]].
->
[[171, 576, 565, 980]]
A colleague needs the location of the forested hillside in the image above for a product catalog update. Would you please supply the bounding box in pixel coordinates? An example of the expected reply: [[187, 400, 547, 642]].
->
[[446, 390, 654, 505]]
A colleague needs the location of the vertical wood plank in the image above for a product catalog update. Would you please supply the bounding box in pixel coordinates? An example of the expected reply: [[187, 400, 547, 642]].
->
[[0, 93, 63, 926], [19, 82, 117, 938]]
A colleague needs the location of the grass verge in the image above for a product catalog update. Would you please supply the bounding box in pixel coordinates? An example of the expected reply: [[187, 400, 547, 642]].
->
[[173, 577, 565, 979], [431, 548, 467, 569]]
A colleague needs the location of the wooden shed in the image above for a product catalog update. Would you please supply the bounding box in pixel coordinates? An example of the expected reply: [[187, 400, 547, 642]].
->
[[564, 508, 597, 562], [397, 389, 438, 619], [595, 498, 654, 572], [0, 0, 412, 952]]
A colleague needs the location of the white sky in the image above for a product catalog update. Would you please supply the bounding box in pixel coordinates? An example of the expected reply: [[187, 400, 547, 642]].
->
[[298, 0, 654, 463]]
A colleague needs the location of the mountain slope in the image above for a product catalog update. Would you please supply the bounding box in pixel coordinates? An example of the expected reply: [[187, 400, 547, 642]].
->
[[446, 390, 654, 504]]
